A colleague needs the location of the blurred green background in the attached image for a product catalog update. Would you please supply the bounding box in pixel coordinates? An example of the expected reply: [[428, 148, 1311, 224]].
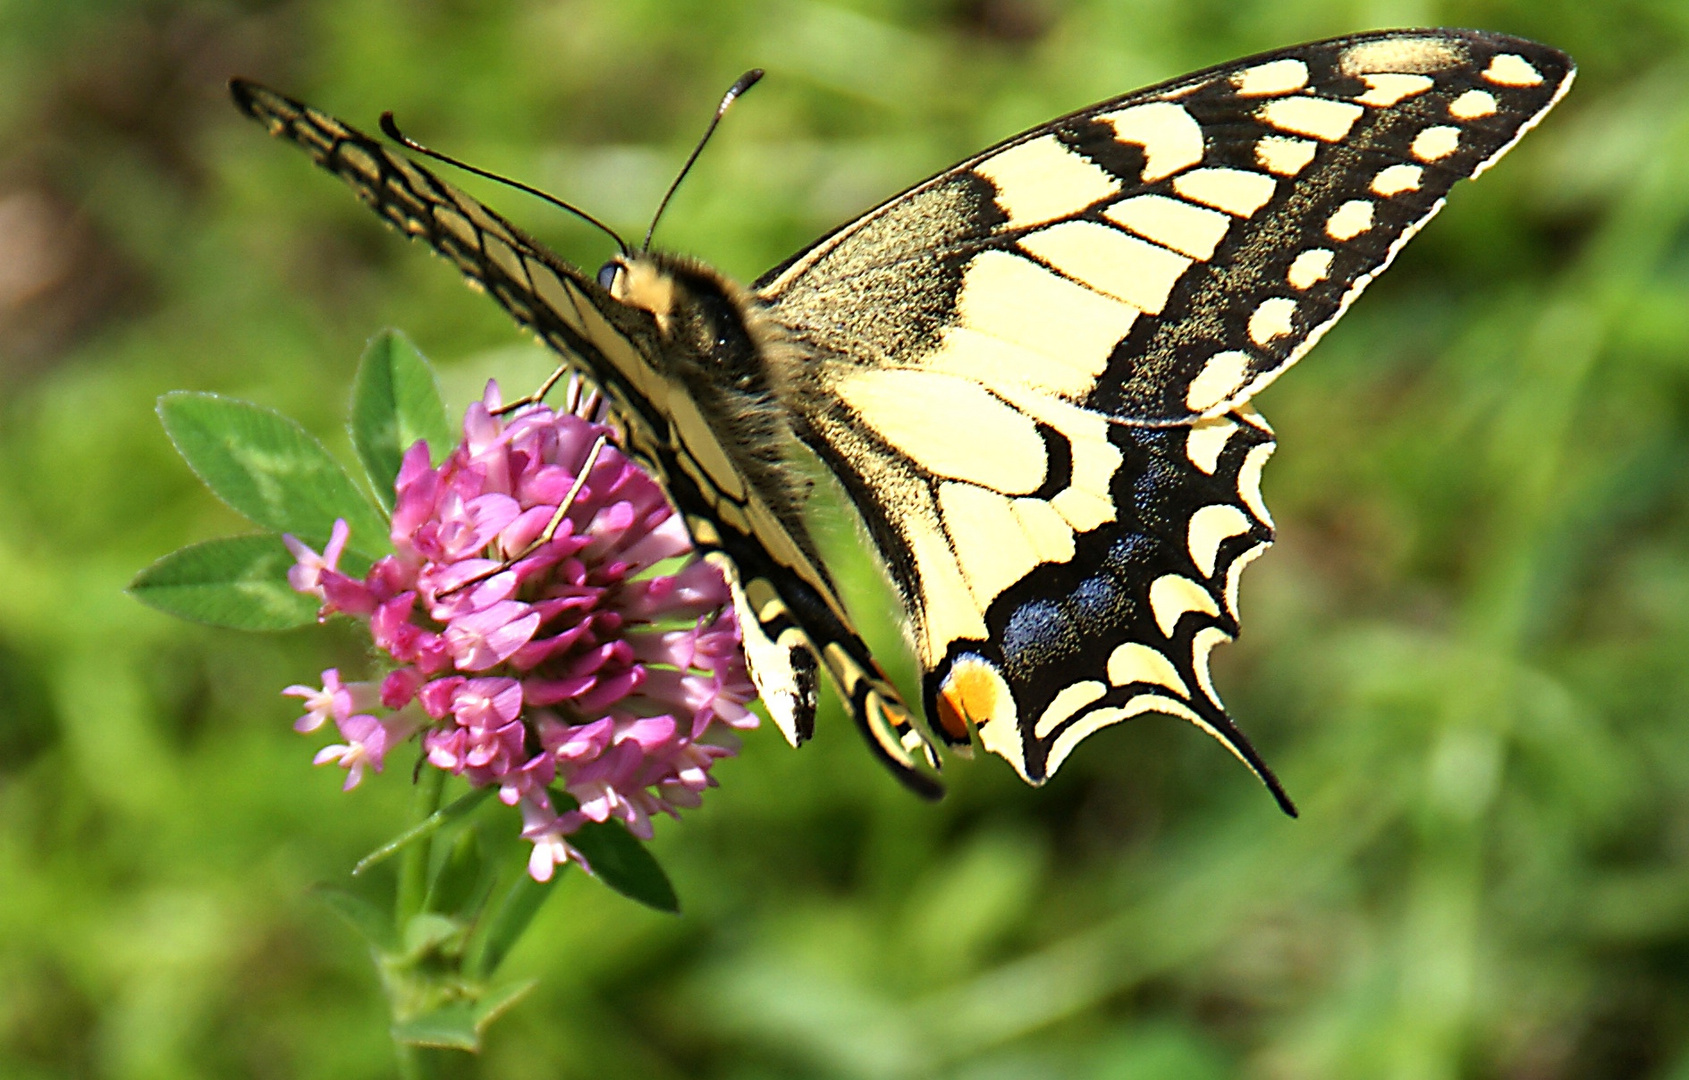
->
[[3, 0, 1688, 1076]]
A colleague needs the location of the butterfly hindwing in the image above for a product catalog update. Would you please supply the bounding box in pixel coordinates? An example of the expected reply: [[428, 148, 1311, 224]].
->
[[803, 354, 1287, 802], [925, 410, 1283, 801]]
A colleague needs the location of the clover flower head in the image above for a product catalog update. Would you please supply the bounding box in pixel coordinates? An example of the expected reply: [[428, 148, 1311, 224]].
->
[[283, 379, 756, 879]]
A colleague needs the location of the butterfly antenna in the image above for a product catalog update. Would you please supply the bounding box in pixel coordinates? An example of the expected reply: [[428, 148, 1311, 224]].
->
[[379, 112, 630, 257], [642, 68, 763, 253]]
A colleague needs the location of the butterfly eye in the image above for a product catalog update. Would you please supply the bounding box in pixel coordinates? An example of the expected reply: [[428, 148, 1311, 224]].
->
[[597, 261, 621, 291]]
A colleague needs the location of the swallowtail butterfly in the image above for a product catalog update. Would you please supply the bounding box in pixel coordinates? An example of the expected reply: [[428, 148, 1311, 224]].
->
[[232, 29, 1573, 812]]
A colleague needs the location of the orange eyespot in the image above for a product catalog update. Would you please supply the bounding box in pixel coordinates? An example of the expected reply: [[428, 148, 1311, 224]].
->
[[937, 657, 1009, 740]]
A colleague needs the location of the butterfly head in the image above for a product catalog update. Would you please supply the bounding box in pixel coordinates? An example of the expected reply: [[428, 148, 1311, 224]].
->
[[598, 254, 677, 327], [599, 253, 767, 389]]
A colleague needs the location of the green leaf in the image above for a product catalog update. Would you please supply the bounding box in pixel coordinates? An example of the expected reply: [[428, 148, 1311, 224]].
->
[[572, 818, 681, 914], [391, 1004, 481, 1051], [390, 979, 536, 1051], [350, 330, 454, 510], [353, 786, 497, 877], [425, 824, 497, 922], [312, 884, 398, 952], [157, 392, 389, 557], [128, 534, 317, 630], [472, 979, 537, 1034], [401, 913, 465, 960], [467, 869, 559, 979]]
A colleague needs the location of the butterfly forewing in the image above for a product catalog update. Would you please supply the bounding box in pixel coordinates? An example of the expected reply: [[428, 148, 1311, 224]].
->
[[229, 81, 671, 432], [761, 31, 1573, 424]]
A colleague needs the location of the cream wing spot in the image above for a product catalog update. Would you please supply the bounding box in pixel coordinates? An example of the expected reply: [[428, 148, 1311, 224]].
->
[[1186, 350, 1250, 413], [744, 577, 783, 621], [1033, 680, 1108, 738], [942, 250, 1138, 397], [1051, 486, 1116, 533], [1450, 89, 1499, 119], [1234, 58, 1309, 97], [1044, 704, 1132, 776], [1325, 199, 1375, 241], [529, 263, 586, 335], [1248, 297, 1297, 346], [1019, 221, 1192, 316], [1005, 398, 1119, 533], [1354, 72, 1435, 107], [1371, 164, 1423, 196], [1185, 417, 1237, 475], [1096, 101, 1204, 183], [833, 368, 1046, 494], [1257, 96, 1364, 141], [1150, 574, 1221, 638], [939, 481, 1043, 609], [713, 498, 751, 538], [1223, 542, 1267, 618], [976, 135, 1120, 228], [483, 236, 529, 290], [1255, 136, 1317, 176], [1011, 497, 1077, 564], [1236, 442, 1274, 527], [668, 392, 750, 502], [1188, 503, 1253, 578], [1413, 126, 1462, 161], [1235, 403, 1272, 434], [434, 206, 479, 250], [1339, 37, 1462, 76], [686, 515, 722, 546], [1107, 642, 1190, 696], [1171, 168, 1277, 217], [338, 143, 381, 182], [1287, 248, 1333, 289], [909, 525, 989, 662], [1484, 53, 1544, 86], [1190, 625, 1232, 706], [1104, 195, 1231, 260], [1046, 696, 1197, 777]]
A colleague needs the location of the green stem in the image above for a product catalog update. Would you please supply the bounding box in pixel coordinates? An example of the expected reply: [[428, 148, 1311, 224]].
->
[[392, 766, 449, 1079], [397, 766, 447, 925]]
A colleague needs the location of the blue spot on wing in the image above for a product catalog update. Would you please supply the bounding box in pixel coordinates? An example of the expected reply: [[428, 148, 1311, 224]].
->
[[1002, 599, 1071, 676]]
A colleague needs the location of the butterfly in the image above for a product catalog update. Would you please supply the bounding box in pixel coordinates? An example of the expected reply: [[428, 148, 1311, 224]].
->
[[231, 29, 1573, 812]]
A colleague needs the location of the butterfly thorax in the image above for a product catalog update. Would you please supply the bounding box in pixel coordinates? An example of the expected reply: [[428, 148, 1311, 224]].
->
[[601, 250, 814, 547]]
